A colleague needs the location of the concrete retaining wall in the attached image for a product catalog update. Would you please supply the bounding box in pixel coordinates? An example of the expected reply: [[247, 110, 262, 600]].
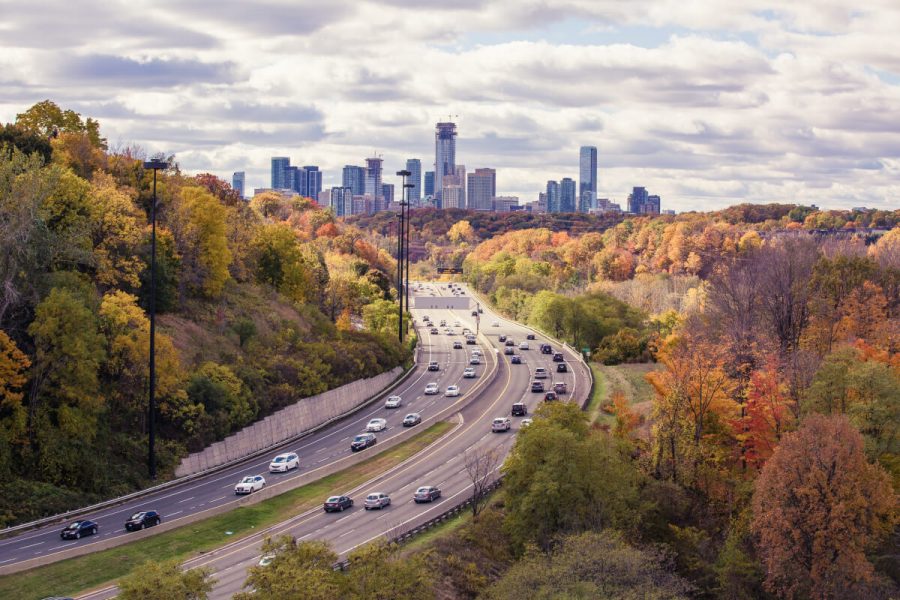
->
[[175, 366, 404, 477]]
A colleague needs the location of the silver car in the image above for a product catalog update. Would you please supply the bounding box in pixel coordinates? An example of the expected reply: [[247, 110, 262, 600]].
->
[[364, 492, 391, 510]]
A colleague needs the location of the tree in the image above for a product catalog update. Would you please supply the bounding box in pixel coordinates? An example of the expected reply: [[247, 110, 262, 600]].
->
[[237, 537, 342, 600], [343, 541, 434, 599], [172, 186, 232, 298], [751, 415, 896, 599], [87, 172, 145, 289], [464, 446, 502, 517], [731, 362, 795, 470], [0, 330, 29, 475], [362, 299, 399, 337], [118, 559, 214, 600], [447, 219, 476, 244], [16, 100, 106, 149], [0, 123, 52, 162], [251, 223, 318, 304]]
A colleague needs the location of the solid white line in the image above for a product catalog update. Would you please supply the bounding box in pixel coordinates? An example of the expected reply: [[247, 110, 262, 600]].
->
[[177, 496, 195, 504], [168, 511, 183, 517], [19, 541, 44, 550]]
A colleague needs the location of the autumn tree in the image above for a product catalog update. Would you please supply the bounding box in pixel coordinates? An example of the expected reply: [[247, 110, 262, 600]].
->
[[118, 559, 214, 600], [730, 362, 795, 470], [0, 331, 30, 475], [89, 172, 145, 289], [752, 415, 896, 599], [171, 186, 232, 298], [447, 219, 477, 244], [15, 100, 106, 149]]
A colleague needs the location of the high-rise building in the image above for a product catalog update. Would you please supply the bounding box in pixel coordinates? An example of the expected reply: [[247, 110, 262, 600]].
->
[[434, 122, 457, 201], [232, 172, 245, 198], [330, 186, 352, 217], [271, 157, 290, 189], [382, 183, 395, 203], [579, 146, 597, 212], [546, 180, 560, 213], [406, 159, 421, 206], [647, 195, 661, 214], [286, 165, 301, 193], [342, 165, 366, 196], [424, 171, 435, 197], [628, 186, 649, 214], [467, 168, 496, 211], [442, 184, 464, 209], [454, 165, 466, 208], [365, 157, 383, 200], [560, 178, 576, 213], [303, 166, 321, 199]]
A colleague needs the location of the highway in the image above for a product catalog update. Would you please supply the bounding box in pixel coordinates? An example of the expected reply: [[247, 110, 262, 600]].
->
[[1, 282, 591, 599]]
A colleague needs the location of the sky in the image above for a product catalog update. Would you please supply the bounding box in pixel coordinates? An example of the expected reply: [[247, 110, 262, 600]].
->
[[1, 0, 899, 212]]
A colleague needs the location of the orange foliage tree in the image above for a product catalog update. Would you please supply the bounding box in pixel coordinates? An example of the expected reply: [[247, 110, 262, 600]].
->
[[730, 361, 795, 470]]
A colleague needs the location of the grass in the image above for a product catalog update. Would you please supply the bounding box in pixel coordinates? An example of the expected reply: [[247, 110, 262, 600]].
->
[[400, 509, 472, 553], [0, 421, 454, 600], [586, 363, 608, 424]]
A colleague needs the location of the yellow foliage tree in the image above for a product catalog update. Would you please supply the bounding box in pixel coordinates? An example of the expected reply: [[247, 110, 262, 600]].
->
[[174, 186, 232, 298]]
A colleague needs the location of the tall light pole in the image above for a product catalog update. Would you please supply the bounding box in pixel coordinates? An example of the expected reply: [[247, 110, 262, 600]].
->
[[403, 182, 414, 314], [143, 158, 167, 480], [396, 170, 411, 342]]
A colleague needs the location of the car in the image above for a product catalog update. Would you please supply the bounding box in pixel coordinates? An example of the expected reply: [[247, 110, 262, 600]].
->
[[470, 355, 481, 365], [351, 433, 377, 451], [557, 362, 568, 373], [258, 554, 276, 567], [544, 391, 558, 401], [492, 321, 500, 327], [323, 495, 354, 512], [553, 352, 564, 362], [510, 355, 522, 364], [428, 361, 440, 371], [430, 327, 439, 334], [466, 335, 476, 345], [531, 381, 545, 393], [423, 315, 430, 321], [439, 320, 446, 326], [553, 382, 568, 394], [498, 335, 507, 342], [444, 328, 453, 335], [402, 413, 422, 427], [234, 475, 266, 495], [413, 486, 442, 503], [463, 367, 476, 378], [445, 385, 460, 397], [453, 321, 461, 327], [492, 417, 512, 432], [519, 341, 529, 350], [60, 520, 98, 540], [472, 348, 483, 356], [424, 382, 439, 395], [511, 402, 527, 416], [125, 510, 161, 532], [385, 395, 402, 409], [453, 341, 463, 349], [540, 343, 552, 354], [521, 418, 534, 427], [268, 452, 299, 473], [364, 492, 391, 509], [504, 346, 515, 355], [534, 367, 548, 379], [366, 418, 387, 432], [505, 339, 515, 347], [526, 333, 536, 340]]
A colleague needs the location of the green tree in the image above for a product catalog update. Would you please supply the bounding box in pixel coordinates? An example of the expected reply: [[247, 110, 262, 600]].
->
[[187, 362, 255, 439], [0, 124, 52, 162], [118, 559, 214, 600], [362, 299, 400, 338], [236, 536, 342, 600], [27, 287, 106, 485], [343, 541, 434, 599], [15, 99, 105, 149]]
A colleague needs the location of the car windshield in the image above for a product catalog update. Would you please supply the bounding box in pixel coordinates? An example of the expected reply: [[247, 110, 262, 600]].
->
[[129, 512, 144, 520], [327, 496, 340, 502], [494, 419, 504, 423], [367, 494, 378, 500], [241, 477, 254, 483], [273, 456, 285, 463], [354, 435, 367, 442], [66, 522, 82, 529], [417, 487, 428, 493]]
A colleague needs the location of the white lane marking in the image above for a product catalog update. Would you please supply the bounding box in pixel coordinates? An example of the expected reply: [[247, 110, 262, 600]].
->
[[337, 529, 355, 539], [314, 447, 327, 454], [177, 496, 195, 504], [168, 511, 183, 517], [19, 541, 44, 549], [0, 558, 14, 564], [209, 495, 226, 503]]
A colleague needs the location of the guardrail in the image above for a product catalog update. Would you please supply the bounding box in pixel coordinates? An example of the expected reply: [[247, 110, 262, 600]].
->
[[1, 333, 423, 540]]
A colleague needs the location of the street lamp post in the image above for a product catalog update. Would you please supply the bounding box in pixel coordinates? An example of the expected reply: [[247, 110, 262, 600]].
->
[[403, 182, 414, 313], [143, 158, 167, 480], [396, 170, 411, 342]]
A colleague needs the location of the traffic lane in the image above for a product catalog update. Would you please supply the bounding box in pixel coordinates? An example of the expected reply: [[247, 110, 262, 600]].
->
[[0, 304, 462, 564]]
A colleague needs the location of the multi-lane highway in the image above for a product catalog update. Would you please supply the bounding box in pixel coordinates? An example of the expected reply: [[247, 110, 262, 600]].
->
[[0, 281, 592, 598]]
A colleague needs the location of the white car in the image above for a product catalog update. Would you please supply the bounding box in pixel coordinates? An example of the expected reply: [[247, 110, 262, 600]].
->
[[534, 367, 548, 379], [491, 417, 512, 432], [463, 367, 476, 378], [235, 475, 266, 495], [366, 418, 387, 432], [385, 395, 402, 409], [445, 385, 460, 397], [258, 554, 276, 567], [518, 341, 529, 350], [492, 321, 500, 327], [521, 418, 534, 428], [268, 452, 299, 473], [470, 355, 481, 365], [424, 383, 440, 395]]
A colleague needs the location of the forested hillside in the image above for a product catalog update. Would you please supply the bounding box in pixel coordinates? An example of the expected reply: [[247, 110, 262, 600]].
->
[[0, 102, 409, 525]]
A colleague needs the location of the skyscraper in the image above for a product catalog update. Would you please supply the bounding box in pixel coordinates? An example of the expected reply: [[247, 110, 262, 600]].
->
[[434, 122, 457, 201], [382, 183, 394, 203], [546, 180, 560, 213], [467, 168, 496, 211], [232, 172, 245, 198], [579, 146, 597, 213], [286, 165, 301, 193], [406, 159, 421, 206], [629, 186, 648, 214], [365, 157, 383, 209], [560, 177, 576, 213], [271, 157, 290, 189], [342, 165, 366, 196], [303, 166, 321, 199], [454, 165, 466, 208], [424, 171, 435, 197]]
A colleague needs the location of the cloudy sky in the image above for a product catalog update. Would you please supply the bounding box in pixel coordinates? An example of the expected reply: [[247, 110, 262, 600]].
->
[[1, 0, 899, 212]]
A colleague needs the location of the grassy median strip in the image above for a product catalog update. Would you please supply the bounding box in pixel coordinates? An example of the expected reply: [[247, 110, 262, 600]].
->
[[0, 421, 453, 600], [586, 362, 608, 423]]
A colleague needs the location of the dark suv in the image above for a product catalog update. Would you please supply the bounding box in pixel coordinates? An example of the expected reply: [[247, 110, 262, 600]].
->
[[552, 352, 564, 362], [125, 510, 161, 532], [557, 362, 568, 372], [511, 403, 527, 416], [540, 343, 552, 354]]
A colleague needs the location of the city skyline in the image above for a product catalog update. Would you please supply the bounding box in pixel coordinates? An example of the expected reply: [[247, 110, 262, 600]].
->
[[1, 2, 898, 212]]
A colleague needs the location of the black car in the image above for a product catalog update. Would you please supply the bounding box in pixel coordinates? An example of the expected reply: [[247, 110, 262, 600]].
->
[[510, 355, 522, 364], [544, 391, 558, 401], [323, 495, 354, 512], [511, 403, 527, 416], [60, 520, 98, 540], [453, 341, 463, 349], [504, 339, 515, 347], [498, 335, 507, 342], [557, 362, 568, 372], [552, 352, 564, 362], [351, 433, 377, 451], [540, 343, 552, 354], [428, 361, 440, 371], [526, 334, 536, 340], [402, 413, 422, 427], [125, 510, 161, 532]]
